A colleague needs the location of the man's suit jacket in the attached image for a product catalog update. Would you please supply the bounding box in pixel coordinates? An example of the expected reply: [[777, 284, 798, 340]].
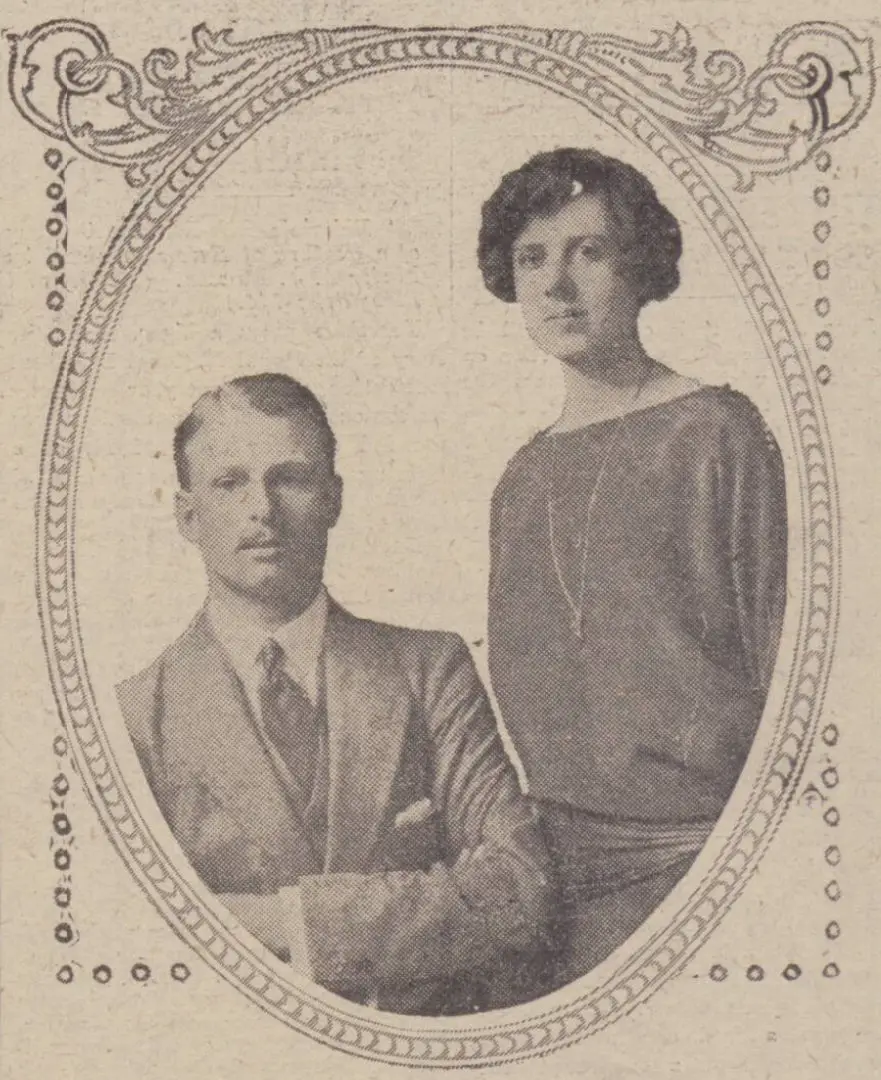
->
[[117, 601, 552, 1014]]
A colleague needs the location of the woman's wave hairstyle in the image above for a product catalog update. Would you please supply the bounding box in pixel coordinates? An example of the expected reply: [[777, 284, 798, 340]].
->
[[478, 147, 682, 306]]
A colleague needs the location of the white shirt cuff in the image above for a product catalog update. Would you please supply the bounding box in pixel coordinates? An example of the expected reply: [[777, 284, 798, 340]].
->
[[277, 886, 314, 980]]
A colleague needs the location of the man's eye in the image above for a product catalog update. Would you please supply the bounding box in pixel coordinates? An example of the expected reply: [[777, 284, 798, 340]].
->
[[212, 477, 239, 490], [275, 472, 313, 488], [579, 245, 601, 259]]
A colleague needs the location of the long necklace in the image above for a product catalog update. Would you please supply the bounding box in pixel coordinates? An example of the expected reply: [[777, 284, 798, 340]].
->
[[546, 377, 646, 639]]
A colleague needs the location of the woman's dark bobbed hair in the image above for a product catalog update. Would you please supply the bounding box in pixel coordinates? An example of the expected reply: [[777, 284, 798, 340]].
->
[[478, 147, 682, 305]]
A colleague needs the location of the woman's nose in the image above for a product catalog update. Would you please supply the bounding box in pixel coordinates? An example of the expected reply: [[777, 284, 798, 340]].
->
[[544, 261, 577, 302]]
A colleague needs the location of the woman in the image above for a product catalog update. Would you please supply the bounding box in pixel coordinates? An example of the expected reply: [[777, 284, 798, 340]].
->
[[480, 148, 787, 987]]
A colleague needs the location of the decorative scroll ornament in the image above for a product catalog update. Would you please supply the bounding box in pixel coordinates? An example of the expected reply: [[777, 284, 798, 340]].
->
[[8, 18, 874, 189]]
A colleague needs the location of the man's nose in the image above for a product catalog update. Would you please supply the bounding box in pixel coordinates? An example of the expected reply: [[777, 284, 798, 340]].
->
[[544, 260, 577, 302], [246, 481, 276, 521]]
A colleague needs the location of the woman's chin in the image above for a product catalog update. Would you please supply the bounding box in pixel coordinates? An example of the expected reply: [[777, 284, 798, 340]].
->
[[529, 334, 591, 365], [527, 331, 621, 369]]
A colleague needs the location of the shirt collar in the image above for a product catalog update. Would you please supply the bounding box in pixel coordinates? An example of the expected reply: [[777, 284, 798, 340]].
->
[[207, 586, 329, 704]]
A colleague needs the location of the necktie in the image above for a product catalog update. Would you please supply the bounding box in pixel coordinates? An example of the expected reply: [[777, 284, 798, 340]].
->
[[256, 638, 321, 803]]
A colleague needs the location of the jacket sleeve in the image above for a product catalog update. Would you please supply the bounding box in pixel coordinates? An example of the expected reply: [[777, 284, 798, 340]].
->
[[296, 634, 553, 998]]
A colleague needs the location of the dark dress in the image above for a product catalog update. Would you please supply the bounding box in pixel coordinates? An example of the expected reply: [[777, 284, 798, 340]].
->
[[488, 385, 787, 983]]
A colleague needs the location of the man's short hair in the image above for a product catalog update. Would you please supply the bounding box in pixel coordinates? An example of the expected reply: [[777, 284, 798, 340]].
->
[[477, 147, 682, 306], [173, 373, 337, 490]]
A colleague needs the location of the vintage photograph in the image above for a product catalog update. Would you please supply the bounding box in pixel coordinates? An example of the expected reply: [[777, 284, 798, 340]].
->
[[112, 146, 788, 1014]]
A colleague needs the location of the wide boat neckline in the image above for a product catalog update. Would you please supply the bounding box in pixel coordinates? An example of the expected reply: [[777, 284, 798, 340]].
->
[[539, 383, 722, 439]]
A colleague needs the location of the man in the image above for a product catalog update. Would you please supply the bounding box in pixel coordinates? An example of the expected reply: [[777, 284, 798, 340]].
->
[[117, 373, 551, 1015]]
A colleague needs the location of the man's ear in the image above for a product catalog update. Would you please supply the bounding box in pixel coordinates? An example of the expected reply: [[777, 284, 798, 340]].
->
[[327, 473, 343, 529], [174, 489, 198, 544]]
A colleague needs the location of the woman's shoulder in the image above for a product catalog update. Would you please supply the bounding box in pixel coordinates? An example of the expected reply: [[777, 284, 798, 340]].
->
[[492, 431, 547, 495], [659, 384, 778, 449]]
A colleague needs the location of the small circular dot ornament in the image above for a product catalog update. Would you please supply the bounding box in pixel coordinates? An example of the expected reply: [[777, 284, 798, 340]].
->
[[54, 922, 74, 945]]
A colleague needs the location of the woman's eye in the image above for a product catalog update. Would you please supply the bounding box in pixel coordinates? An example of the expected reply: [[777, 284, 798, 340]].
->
[[579, 245, 601, 259], [515, 250, 543, 268]]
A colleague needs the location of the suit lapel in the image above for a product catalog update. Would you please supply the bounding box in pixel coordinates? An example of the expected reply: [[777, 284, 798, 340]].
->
[[157, 611, 321, 876], [323, 604, 412, 872]]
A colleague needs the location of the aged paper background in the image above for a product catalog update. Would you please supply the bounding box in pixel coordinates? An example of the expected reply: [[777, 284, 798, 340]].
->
[[1, 0, 879, 1075]]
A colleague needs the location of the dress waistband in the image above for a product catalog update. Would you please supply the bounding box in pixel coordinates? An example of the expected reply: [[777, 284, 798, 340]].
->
[[535, 801, 715, 898], [536, 801, 715, 849]]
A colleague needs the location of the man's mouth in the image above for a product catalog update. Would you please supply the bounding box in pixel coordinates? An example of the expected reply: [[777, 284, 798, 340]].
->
[[546, 310, 588, 322], [240, 537, 287, 551]]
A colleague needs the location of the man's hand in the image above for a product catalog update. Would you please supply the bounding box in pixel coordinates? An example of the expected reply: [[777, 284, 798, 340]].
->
[[217, 889, 312, 978]]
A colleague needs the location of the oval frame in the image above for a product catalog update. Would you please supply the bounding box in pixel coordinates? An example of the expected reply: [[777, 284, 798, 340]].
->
[[34, 25, 839, 1067]]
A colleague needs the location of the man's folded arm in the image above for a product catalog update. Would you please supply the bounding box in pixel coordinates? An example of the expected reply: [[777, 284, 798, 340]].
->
[[296, 793, 549, 994], [295, 635, 553, 995]]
